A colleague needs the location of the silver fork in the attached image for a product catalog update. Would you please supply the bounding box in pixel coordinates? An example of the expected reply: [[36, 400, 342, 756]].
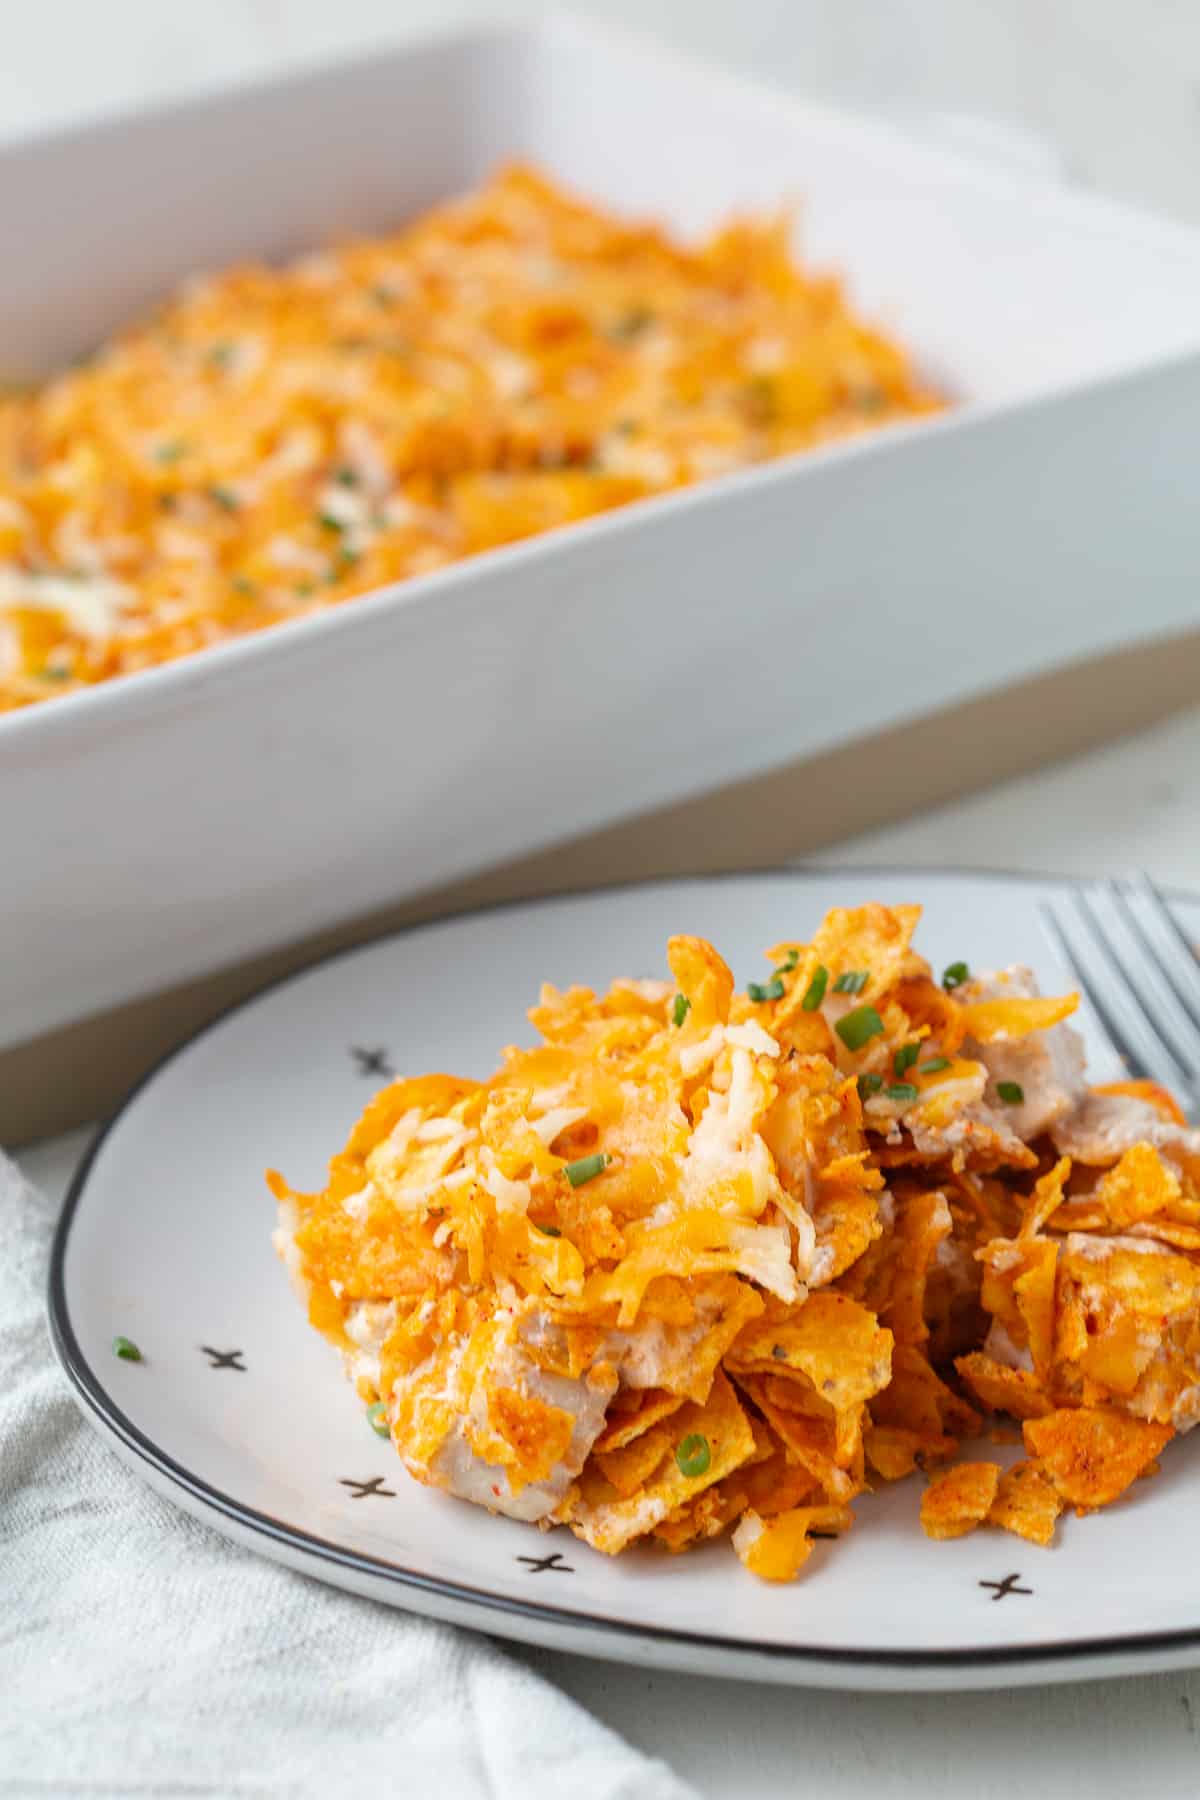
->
[[1038, 872, 1200, 1125]]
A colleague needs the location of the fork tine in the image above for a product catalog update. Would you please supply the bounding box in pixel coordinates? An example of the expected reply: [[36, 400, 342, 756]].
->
[[1104, 879, 1200, 1073], [1130, 871, 1200, 1031], [1038, 900, 1189, 1095], [1070, 888, 1195, 1093]]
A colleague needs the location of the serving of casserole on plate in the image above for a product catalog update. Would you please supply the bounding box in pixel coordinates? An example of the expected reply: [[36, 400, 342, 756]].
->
[[50, 870, 1200, 1690], [6, 15, 1200, 1069]]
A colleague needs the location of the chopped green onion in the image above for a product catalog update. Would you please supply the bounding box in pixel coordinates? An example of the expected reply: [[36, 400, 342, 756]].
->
[[771, 1344, 787, 1361], [318, 511, 345, 533], [942, 961, 970, 990], [112, 1336, 142, 1362], [231, 576, 258, 598], [334, 466, 359, 486], [996, 1081, 1025, 1105], [672, 993, 691, 1028], [801, 965, 829, 1011], [295, 581, 316, 598], [208, 484, 239, 512], [366, 1401, 390, 1438], [675, 1433, 711, 1479], [537, 1223, 562, 1238], [153, 439, 188, 464], [836, 1005, 885, 1052], [919, 1056, 951, 1075], [885, 1082, 920, 1105], [610, 305, 654, 341], [857, 1072, 884, 1100], [747, 976, 784, 1004], [893, 1042, 920, 1078], [745, 374, 777, 421], [38, 665, 71, 683], [832, 970, 870, 995], [775, 948, 800, 973], [328, 547, 361, 583], [564, 1152, 611, 1188]]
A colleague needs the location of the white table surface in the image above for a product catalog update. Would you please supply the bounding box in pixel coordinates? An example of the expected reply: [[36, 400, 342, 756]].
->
[[19, 700, 1200, 1800]]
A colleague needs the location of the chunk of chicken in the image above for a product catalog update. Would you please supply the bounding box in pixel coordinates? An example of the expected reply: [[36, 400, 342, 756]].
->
[[963, 966, 1088, 1140], [1052, 1092, 1200, 1167]]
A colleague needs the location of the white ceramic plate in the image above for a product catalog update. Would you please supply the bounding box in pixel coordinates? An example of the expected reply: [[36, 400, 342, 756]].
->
[[49, 868, 1200, 1691]]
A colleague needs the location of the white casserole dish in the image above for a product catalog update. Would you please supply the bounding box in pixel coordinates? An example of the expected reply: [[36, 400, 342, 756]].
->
[[5, 13, 1200, 1051]]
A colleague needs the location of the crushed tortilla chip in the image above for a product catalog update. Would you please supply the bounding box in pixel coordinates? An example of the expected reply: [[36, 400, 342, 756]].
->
[[732, 1504, 855, 1582], [920, 1462, 1002, 1540], [1023, 1407, 1173, 1510], [987, 1459, 1062, 1546]]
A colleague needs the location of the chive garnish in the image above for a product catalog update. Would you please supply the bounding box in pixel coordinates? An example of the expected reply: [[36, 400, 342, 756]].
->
[[564, 1152, 611, 1188], [366, 1401, 390, 1438], [747, 977, 784, 1003], [771, 1344, 787, 1361], [836, 1005, 884, 1052], [153, 439, 188, 464], [209, 484, 239, 512], [775, 948, 800, 973], [334, 466, 359, 486], [919, 1056, 951, 1074], [112, 1336, 142, 1362], [832, 970, 870, 995], [318, 511, 345, 533], [537, 1223, 562, 1238], [801, 965, 829, 1011], [675, 1433, 711, 1478], [885, 1082, 920, 1104], [997, 1081, 1025, 1104], [942, 961, 970, 990], [231, 576, 258, 598], [857, 1072, 884, 1100], [328, 548, 361, 583], [672, 993, 691, 1028], [893, 1042, 920, 1078], [610, 305, 654, 341]]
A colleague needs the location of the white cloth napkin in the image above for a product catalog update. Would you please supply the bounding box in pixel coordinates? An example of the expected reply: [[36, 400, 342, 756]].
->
[[0, 1149, 695, 1799]]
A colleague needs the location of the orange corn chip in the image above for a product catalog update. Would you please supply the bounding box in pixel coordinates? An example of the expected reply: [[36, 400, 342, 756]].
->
[[864, 1422, 955, 1481], [1019, 1157, 1072, 1239], [732, 1503, 855, 1582], [1094, 1143, 1182, 1228], [920, 1462, 1002, 1540], [870, 1343, 980, 1441], [955, 1352, 1052, 1421], [569, 1369, 756, 1554], [592, 1387, 684, 1453], [1023, 1407, 1173, 1509], [727, 1291, 893, 1416], [736, 1376, 860, 1504], [1012, 1239, 1059, 1376], [956, 992, 1078, 1041], [987, 1459, 1062, 1546]]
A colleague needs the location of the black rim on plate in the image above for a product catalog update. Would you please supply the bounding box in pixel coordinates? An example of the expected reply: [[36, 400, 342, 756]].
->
[[46, 863, 1200, 1673]]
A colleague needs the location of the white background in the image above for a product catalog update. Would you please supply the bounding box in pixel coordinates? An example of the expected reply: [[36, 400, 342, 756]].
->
[[4, 0, 1200, 227], [10, 3, 1200, 1793]]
